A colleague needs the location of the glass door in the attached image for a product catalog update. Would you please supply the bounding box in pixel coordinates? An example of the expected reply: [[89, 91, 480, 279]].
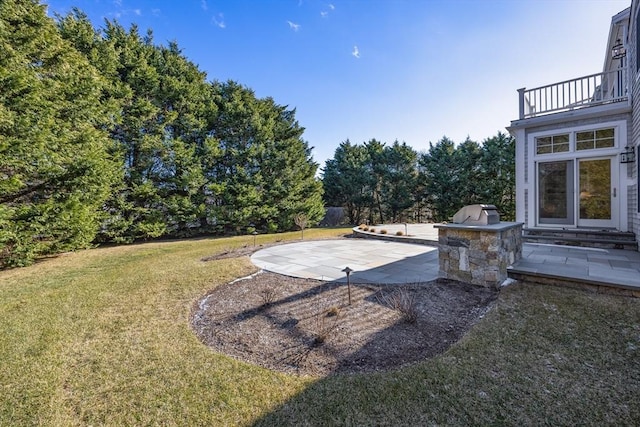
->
[[538, 160, 574, 225], [578, 158, 616, 228]]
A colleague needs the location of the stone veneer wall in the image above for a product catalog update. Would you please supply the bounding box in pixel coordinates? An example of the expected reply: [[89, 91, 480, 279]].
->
[[435, 222, 523, 289]]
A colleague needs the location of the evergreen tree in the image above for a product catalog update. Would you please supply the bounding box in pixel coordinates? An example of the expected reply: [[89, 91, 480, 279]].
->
[[0, 0, 118, 267], [454, 137, 483, 207], [380, 141, 418, 222], [59, 16, 214, 241], [480, 132, 515, 220], [322, 141, 373, 224], [364, 139, 387, 224], [418, 137, 460, 222], [207, 81, 323, 233]]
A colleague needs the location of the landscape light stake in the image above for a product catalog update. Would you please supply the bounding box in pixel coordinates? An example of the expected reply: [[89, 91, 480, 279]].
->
[[252, 231, 258, 247], [342, 266, 353, 305]]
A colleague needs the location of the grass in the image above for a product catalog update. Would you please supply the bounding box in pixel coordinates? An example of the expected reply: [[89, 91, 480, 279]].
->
[[1, 228, 640, 425]]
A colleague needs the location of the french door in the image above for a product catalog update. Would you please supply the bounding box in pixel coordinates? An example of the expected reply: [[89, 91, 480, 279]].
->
[[537, 157, 617, 228]]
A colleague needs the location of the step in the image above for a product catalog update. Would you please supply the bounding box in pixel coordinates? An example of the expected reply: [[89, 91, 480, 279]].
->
[[523, 227, 636, 240], [522, 228, 638, 251], [507, 269, 640, 298]]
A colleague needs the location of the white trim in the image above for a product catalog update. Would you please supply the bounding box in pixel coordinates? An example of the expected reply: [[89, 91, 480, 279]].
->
[[514, 128, 527, 225], [509, 102, 631, 131]]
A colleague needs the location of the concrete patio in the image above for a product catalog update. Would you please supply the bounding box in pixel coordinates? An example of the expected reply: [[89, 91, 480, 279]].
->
[[251, 224, 640, 294], [251, 239, 439, 284]]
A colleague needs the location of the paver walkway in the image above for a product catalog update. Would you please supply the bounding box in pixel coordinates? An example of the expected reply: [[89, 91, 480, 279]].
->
[[511, 243, 640, 290], [252, 223, 640, 290]]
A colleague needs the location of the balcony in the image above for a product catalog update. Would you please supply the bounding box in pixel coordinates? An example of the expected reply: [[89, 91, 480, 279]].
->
[[518, 68, 628, 120]]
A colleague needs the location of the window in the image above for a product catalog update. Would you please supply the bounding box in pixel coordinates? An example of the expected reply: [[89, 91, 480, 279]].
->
[[576, 128, 615, 151], [536, 134, 569, 155]]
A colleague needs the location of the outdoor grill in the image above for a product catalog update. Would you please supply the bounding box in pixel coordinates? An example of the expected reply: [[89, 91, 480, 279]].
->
[[452, 204, 500, 226]]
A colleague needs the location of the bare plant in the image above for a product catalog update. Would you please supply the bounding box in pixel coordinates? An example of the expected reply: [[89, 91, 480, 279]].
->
[[380, 229, 388, 234], [326, 306, 340, 317], [259, 287, 277, 307], [396, 230, 404, 236], [294, 213, 308, 239], [377, 287, 419, 324], [312, 309, 339, 346]]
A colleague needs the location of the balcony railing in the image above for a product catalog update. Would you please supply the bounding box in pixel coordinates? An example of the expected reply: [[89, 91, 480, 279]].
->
[[518, 68, 628, 119]]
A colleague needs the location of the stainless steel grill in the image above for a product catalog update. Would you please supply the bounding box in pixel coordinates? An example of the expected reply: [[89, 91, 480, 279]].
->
[[452, 204, 500, 226]]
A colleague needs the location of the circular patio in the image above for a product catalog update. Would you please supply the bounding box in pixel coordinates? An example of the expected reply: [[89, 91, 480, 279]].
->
[[250, 239, 439, 284]]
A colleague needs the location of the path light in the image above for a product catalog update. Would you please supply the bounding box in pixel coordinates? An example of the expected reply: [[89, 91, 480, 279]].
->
[[404, 223, 408, 236], [252, 231, 258, 246], [342, 266, 353, 305]]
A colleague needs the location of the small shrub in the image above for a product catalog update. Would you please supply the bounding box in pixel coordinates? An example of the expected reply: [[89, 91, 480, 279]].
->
[[358, 224, 367, 230], [377, 287, 418, 324], [313, 333, 327, 346], [369, 228, 376, 233], [363, 226, 369, 231], [380, 229, 388, 234], [396, 230, 404, 236], [312, 310, 339, 346], [294, 213, 308, 239], [326, 306, 340, 317], [260, 287, 277, 307]]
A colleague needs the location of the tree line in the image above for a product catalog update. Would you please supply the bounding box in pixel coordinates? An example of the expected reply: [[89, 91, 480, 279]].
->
[[1, 0, 516, 269], [0, 1, 323, 267], [322, 134, 515, 225]]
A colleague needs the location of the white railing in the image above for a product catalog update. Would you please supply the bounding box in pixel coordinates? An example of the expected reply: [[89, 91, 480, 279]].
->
[[518, 68, 628, 119]]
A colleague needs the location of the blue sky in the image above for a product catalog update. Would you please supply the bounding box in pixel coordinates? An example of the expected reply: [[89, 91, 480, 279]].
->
[[44, 0, 630, 168]]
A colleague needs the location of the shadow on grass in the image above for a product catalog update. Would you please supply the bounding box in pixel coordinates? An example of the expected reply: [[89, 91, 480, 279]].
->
[[250, 283, 640, 426]]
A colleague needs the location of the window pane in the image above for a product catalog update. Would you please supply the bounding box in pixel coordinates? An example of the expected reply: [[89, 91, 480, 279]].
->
[[576, 140, 593, 150], [595, 138, 614, 149], [576, 131, 593, 141], [554, 134, 569, 144], [555, 143, 569, 152], [579, 159, 611, 220], [538, 161, 573, 223], [537, 145, 552, 154], [596, 128, 614, 139]]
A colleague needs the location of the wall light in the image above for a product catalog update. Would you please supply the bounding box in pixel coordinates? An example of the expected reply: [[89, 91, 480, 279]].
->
[[621, 145, 635, 163]]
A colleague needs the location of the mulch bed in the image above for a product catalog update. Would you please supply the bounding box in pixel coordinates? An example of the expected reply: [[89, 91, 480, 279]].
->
[[192, 269, 498, 377]]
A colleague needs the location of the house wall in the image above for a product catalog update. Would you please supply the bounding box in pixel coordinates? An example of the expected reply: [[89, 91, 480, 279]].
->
[[629, 0, 640, 243], [512, 3, 639, 245]]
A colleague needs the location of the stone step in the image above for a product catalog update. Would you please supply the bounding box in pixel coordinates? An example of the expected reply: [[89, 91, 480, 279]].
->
[[523, 228, 638, 251]]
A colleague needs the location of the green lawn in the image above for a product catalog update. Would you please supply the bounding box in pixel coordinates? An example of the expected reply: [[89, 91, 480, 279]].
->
[[1, 229, 639, 426]]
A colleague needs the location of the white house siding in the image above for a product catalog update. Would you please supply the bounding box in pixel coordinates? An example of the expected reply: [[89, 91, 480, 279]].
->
[[629, 0, 640, 243]]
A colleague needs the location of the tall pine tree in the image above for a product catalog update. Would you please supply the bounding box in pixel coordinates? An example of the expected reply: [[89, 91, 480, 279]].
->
[[0, 0, 118, 267], [207, 81, 323, 233]]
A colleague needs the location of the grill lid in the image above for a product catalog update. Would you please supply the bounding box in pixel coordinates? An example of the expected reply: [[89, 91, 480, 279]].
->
[[452, 204, 500, 225]]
